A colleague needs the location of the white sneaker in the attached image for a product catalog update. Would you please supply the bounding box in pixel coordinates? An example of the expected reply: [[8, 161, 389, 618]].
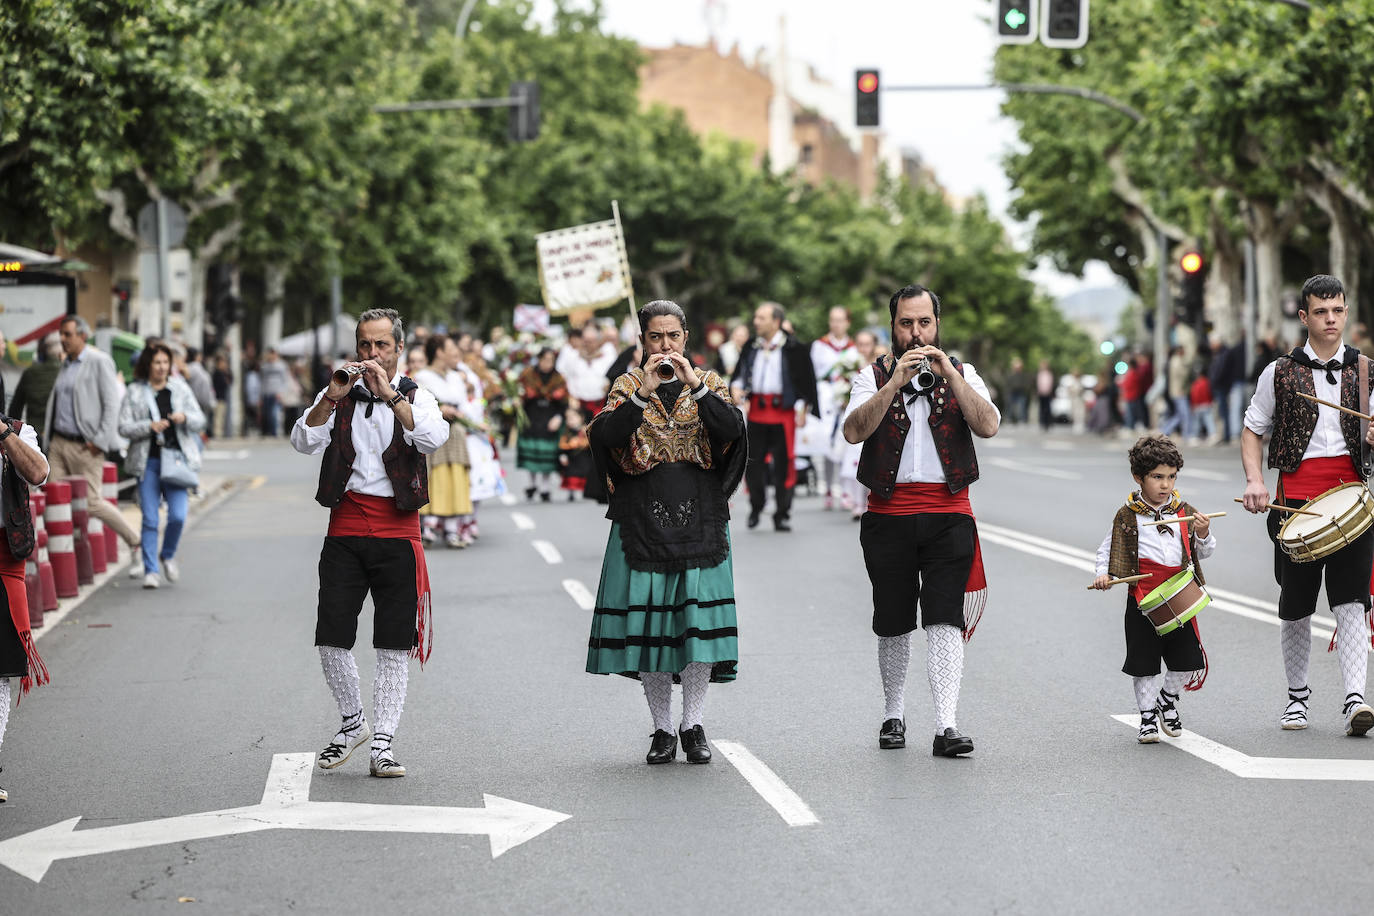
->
[[317, 717, 371, 770], [162, 558, 180, 583], [128, 563, 144, 580], [1282, 686, 1311, 730], [1343, 697, 1374, 737], [369, 753, 406, 778], [142, 573, 160, 589]]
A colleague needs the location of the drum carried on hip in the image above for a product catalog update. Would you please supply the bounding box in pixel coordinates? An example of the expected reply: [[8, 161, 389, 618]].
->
[[1276, 481, 1374, 563], [1138, 568, 1210, 636]]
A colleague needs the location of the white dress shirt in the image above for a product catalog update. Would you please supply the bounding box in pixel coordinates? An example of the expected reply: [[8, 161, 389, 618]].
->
[[51, 348, 87, 437], [557, 347, 615, 402], [842, 360, 999, 485], [1244, 343, 1352, 462], [750, 331, 788, 396], [1094, 505, 1217, 575], [290, 373, 448, 499]]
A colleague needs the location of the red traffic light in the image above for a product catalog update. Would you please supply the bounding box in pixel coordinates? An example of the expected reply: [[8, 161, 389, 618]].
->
[[857, 72, 878, 94], [1180, 252, 1203, 274]]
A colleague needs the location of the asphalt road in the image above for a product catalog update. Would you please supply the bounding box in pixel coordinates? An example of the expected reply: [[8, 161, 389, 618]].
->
[[2, 430, 1373, 914]]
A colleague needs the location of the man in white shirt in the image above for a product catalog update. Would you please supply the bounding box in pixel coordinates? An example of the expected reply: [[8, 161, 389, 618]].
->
[[1240, 274, 1374, 736], [843, 284, 999, 758], [292, 308, 449, 779], [807, 307, 857, 508], [557, 324, 616, 415]]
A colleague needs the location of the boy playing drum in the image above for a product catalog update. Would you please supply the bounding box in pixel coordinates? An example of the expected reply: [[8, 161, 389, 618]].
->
[[1093, 436, 1214, 743]]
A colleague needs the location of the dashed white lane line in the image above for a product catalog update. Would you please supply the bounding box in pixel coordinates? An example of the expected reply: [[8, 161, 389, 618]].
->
[[532, 540, 563, 565], [714, 742, 819, 827], [562, 579, 594, 611], [511, 512, 536, 531], [984, 456, 1082, 480], [980, 522, 1338, 642]]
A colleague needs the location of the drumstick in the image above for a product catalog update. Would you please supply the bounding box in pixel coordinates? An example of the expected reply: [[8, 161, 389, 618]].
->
[[1232, 498, 1322, 517], [1087, 574, 1150, 590], [1297, 392, 1374, 422], [1153, 512, 1227, 524]]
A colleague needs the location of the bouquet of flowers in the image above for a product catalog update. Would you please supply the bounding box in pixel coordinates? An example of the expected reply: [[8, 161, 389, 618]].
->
[[827, 350, 865, 409]]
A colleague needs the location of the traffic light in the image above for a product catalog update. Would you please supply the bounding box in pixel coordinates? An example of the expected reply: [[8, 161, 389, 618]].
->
[[1041, 0, 1089, 50], [855, 69, 879, 128], [508, 80, 540, 142], [996, 1, 1036, 44], [1180, 251, 1205, 320]]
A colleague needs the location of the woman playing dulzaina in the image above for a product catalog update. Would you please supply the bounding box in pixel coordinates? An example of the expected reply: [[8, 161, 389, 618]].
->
[[584, 300, 747, 764]]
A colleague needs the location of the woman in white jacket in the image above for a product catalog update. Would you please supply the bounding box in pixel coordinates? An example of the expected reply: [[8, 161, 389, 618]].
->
[[117, 342, 206, 588]]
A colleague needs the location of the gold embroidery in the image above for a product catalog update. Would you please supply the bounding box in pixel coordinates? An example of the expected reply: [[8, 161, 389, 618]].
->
[[604, 368, 734, 475]]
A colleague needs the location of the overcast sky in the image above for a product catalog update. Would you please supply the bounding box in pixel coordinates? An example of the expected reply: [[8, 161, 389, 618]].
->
[[533, 0, 1123, 297]]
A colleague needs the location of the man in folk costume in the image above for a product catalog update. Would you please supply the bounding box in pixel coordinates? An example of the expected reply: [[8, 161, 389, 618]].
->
[[842, 284, 999, 757], [1241, 275, 1374, 736], [1092, 436, 1214, 743], [0, 411, 52, 804], [291, 309, 449, 778], [807, 307, 858, 510], [729, 302, 818, 532]]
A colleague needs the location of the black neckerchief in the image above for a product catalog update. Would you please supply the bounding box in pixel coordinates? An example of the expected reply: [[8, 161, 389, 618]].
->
[[349, 384, 382, 417], [1287, 345, 1356, 385]]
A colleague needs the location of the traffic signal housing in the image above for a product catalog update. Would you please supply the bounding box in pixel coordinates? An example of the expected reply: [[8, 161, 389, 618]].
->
[[996, 1, 1036, 45], [508, 80, 540, 142], [1179, 251, 1205, 321], [855, 69, 879, 128], [1041, 0, 1089, 50]]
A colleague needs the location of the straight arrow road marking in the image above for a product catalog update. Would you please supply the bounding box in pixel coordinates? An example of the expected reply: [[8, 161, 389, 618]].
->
[[1109, 716, 1374, 780], [511, 512, 536, 531], [715, 741, 819, 827], [0, 753, 571, 883], [562, 579, 594, 611], [980, 522, 1339, 643], [531, 539, 563, 564]]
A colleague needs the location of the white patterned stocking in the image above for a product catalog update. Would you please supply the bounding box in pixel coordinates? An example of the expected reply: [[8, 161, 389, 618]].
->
[[926, 624, 964, 734], [679, 662, 711, 731], [1134, 674, 1162, 712], [1332, 602, 1370, 706], [0, 678, 10, 755], [371, 649, 409, 759], [1281, 617, 1312, 691], [318, 645, 362, 729], [641, 672, 674, 733], [878, 633, 911, 721]]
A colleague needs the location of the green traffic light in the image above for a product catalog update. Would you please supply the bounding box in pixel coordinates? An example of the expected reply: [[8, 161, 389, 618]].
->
[[1004, 9, 1027, 29], [1099, 341, 1116, 356]]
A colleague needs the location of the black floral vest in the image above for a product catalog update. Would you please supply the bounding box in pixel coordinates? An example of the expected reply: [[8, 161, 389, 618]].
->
[[314, 380, 429, 511], [2, 419, 35, 559], [1268, 353, 1367, 478], [856, 355, 980, 497]]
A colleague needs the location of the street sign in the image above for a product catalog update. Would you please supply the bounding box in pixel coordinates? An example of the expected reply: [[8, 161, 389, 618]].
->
[[136, 200, 188, 248], [0, 753, 572, 883]]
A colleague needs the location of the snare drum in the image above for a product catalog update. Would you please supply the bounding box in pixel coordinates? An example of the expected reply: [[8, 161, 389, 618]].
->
[[1138, 568, 1210, 636], [1277, 482, 1374, 563]]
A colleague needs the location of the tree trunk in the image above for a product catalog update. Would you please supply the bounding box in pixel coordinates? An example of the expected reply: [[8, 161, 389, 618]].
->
[[1308, 180, 1362, 326], [1204, 207, 1244, 345], [262, 262, 286, 350], [1245, 202, 1285, 341]]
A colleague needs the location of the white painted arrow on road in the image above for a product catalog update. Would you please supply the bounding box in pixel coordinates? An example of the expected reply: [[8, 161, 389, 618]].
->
[[0, 753, 571, 883], [1110, 715, 1374, 780]]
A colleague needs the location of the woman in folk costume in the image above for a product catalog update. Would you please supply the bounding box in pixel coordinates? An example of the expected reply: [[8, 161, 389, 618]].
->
[[1092, 435, 1214, 744], [516, 348, 567, 502], [455, 350, 504, 543], [0, 410, 53, 804], [414, 334, 474, 548], [830, 329, 881, 521], [585, 300, 747, 765]]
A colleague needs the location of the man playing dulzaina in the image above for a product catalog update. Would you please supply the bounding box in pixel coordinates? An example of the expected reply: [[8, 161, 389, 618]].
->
[[843, 284, 1000, 757], [291, 308, 449, 777]]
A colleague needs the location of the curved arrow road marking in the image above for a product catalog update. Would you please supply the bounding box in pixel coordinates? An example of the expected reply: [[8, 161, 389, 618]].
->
[[1110, 715, 1374, 780], [0, 753, 571, 883]]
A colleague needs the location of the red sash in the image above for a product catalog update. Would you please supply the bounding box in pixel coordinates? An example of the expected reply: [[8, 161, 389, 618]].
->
[[750, 395, 797, 488], [1279, 455, 1359, 502], [1, 538, 47, 697], [327, 492, 432, 665]]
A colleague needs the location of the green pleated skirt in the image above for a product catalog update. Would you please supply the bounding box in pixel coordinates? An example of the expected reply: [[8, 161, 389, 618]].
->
[[517, 434, 560, 473], [586, 524, 738, 681]]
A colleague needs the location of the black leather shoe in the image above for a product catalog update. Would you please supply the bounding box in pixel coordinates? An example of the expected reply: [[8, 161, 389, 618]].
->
[[773, 516, 792, 532], [932, 727, 975, 757], [524, 486, 536, 502], [878, 718, 906, 749], [646, 729, 677, 764], [679, 724, 712, 763], [747, 511, 761, 529]]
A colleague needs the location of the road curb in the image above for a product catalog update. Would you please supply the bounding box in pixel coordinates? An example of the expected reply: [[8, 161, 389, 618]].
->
[[32, 475, 248, 642]]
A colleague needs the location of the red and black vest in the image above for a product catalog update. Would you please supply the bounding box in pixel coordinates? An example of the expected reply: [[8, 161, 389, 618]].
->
[[856, 356, 980, 497], [2, 419, 35, 559], [314, 380, 429, 511], [1268, 353, 1368, 478]]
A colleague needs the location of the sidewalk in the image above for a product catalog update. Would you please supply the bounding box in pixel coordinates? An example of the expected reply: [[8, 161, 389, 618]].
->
[[32, 470, 241, 642]]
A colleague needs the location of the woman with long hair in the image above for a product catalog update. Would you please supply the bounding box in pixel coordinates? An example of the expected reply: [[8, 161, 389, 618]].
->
[[516, 348, 567, 501], [117, 342, 206, 588]]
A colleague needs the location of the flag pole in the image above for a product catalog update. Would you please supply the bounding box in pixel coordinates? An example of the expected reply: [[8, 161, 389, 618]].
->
[[612, 199, 637, 331]]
